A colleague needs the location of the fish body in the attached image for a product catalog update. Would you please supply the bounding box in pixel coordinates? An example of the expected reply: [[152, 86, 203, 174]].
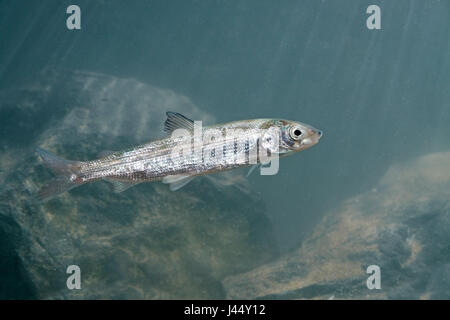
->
[[37, 112, 322, 199]]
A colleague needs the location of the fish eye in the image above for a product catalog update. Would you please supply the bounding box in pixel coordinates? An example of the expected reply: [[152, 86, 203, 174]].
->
[[289, 126, 303, 140]]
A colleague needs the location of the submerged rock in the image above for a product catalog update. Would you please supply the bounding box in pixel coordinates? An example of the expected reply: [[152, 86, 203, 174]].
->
[[0, 70, 278, 299], [223, 151, 450, 299]]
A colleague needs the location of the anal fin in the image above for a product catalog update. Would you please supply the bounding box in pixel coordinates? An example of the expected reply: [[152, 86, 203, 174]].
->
[[162, 174, 194, 191]]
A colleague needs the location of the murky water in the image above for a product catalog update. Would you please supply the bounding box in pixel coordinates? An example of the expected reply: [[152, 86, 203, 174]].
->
[[0, 0, 449, 299]]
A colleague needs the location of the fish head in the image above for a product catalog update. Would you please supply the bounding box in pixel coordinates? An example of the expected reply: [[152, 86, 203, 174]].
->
[[259, 119, 323, 155]]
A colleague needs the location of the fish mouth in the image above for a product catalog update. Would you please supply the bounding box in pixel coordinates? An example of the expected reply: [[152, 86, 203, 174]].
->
[[311, 128, 323, 142], [317, 129, 323, 139], [300, 129, 323, 147]]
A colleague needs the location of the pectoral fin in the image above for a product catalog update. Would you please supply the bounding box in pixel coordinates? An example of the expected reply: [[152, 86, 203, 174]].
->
[[246, 164, 260, 177], [104, 178, 141, 193], [162, 174, 195, 191]]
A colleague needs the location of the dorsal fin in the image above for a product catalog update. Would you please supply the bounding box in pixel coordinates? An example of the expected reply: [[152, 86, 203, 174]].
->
[[97, 150, 116, 158], [164, 112, 194, 134]]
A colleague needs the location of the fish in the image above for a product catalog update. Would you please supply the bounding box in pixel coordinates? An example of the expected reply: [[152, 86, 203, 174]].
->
[[36, 112, 323, 200]]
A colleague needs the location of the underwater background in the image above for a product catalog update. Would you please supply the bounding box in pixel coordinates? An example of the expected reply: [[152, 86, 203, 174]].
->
[[0, 0, 449, 299]]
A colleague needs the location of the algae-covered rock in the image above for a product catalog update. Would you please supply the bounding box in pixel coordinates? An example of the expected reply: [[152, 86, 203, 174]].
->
[[223, 151, 450, 299], [0, 70, 278, 299]]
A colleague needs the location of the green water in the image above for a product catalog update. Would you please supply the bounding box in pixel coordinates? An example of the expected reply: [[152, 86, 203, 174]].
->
[[0, 0, 449, 299]]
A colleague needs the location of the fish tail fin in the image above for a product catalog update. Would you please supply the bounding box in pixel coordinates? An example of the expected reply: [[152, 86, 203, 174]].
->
[[36, 148, 84, 201]]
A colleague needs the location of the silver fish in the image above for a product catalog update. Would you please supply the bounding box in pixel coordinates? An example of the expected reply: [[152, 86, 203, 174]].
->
[[36, 112, 322, 200]]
